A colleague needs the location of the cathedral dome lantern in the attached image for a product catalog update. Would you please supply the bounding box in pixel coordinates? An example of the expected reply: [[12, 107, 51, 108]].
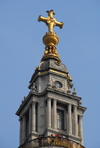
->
[[16, 10, 86, 148]]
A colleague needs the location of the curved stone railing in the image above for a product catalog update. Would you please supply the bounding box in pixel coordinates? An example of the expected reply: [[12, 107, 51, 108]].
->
[[19, 136, 85, 148]]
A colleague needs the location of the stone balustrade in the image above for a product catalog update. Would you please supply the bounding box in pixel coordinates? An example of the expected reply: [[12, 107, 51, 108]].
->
[[19, 136, 85, 148]]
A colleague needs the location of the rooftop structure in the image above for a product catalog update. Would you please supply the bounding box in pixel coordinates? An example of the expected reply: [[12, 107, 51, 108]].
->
[[16, 10, 86, 148]]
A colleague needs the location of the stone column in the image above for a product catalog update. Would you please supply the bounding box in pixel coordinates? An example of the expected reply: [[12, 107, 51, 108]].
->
[[29, 105, 32, 134], [19, 118, 22, 145], [53, 99, 57, 129], [32, 102, 36, 132], [79, 115, 83, 145], [22, 114, 26, 143], [74, 105, 78, 136], [68, 104, 72, 134], [47, 98, 51, 128]]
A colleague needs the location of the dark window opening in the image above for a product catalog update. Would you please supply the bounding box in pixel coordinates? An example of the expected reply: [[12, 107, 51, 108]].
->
[[57, 109, 64, 130], [36, 103, 38, 132]]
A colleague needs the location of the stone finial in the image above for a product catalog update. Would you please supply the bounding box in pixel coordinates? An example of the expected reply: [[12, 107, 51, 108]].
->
[[31, 83, 36, 92], [24, 96, 26, 100], [72, 87, 77, 96], [21, 100, 24, 104], [79, 101, 82, 105], [67, 87, 71, 94]]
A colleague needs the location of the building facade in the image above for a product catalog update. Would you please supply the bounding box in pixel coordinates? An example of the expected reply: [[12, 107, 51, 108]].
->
[[16, 10, 86, 148]]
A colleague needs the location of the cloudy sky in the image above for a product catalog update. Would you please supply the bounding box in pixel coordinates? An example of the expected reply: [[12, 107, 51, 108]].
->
[[0, 1, 99, 148]]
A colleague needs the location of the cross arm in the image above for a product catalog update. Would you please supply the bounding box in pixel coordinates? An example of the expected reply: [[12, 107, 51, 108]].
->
[[55, 20, 64, 29], [38, 15, 48, 24]]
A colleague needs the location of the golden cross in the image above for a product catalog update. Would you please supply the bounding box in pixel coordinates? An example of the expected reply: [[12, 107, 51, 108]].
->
[[38, 10, 64, 33]]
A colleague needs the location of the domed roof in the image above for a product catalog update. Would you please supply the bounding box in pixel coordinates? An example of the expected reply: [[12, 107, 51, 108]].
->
[[39, 59, 68, 72], [29, 59, 72, 88]]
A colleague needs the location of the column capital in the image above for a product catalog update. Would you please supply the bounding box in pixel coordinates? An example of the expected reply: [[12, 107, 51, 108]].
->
[[19, 117, 22, 121], [29, 103, 32, 107], [47, 97, 51, 100], [32, 101, 36, 104], [74, 104, 77, 107], [74, 105, 77, 110], [79, 114, 83, 118], [22, 113, 26, 118], [20, 112, 25, 119], [53, 99, 57, 103], [68, 103, 72, 108]]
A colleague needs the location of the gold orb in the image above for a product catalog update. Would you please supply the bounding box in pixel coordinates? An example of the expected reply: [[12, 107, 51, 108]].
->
[[43, 32, 59, 46]]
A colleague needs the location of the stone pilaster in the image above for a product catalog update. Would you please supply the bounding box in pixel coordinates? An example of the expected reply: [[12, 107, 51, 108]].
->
[[53, 99, 57, 129], [19, 118, 22, 145], [29, 105, 32, 134], [32, 102, 36, 132], [47, 98, 51, 128], [74, 105, 78, 136], [68, 104, 72, 134], [22, 114, 26, 143], [79, 115, 83, 145]]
